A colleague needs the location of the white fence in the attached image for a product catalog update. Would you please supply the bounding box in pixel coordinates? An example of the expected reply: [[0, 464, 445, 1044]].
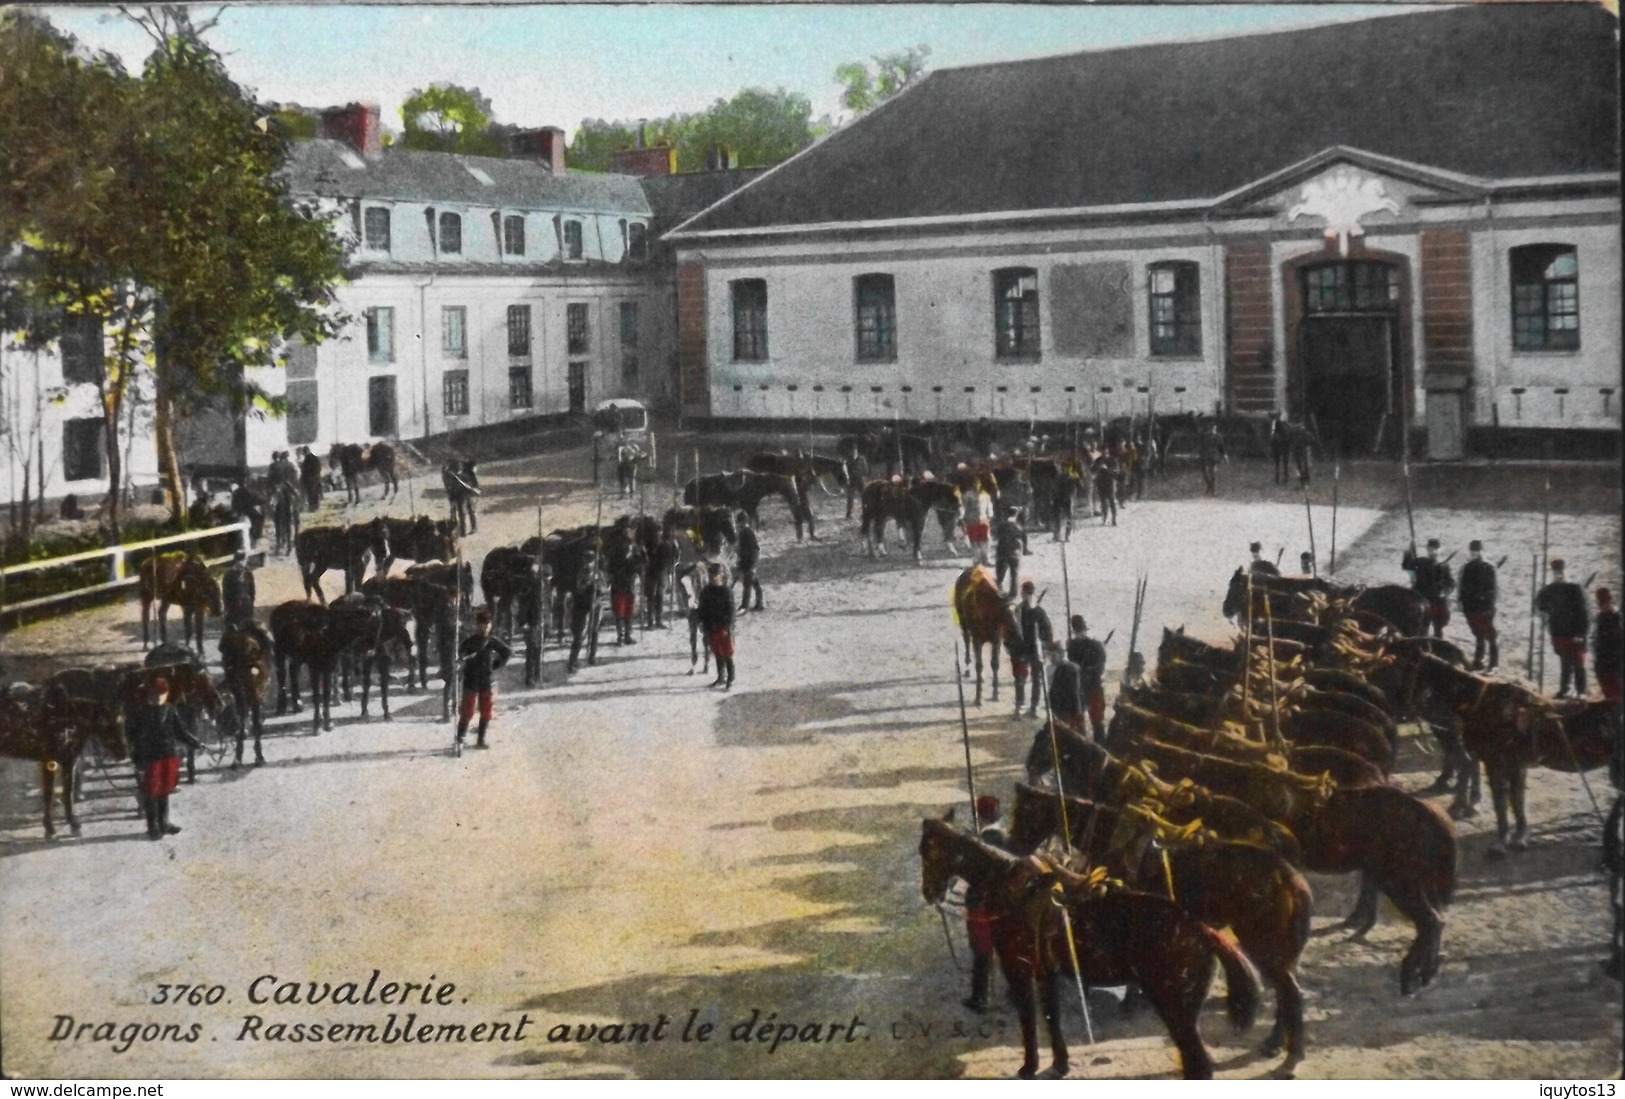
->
[[0, 520, 251, 617]]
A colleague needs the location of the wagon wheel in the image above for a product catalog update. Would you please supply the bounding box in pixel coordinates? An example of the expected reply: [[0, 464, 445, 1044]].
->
[[586, 602, 602, 666], [198, 709, 234, 768]]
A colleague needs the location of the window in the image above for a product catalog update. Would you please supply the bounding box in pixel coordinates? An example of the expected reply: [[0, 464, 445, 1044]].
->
[[731, 279, 768, 362], [503, 215, 525, 256], [366, 307, 395, 364], [1302, 261, 1399, 314], [563, 220, 583, 260], [626, 222, 648, 263], [62, 418, 105, 481], [507, 305, 532, 357], [1512, 244, 1579, 351], [993, 268, 1039, 360], [442, 306, 467, 359], [438, 212, 462, 255], [1148, 261, 1202, 356], [567, 302, 590, 354], [854, 274, 896, 362], [368, 376, 397, 437], [59, 314, 104, 384], [363, 207, 391, 251], [443, 369, 469, 416], [509, 366, 533, 410], [619, 302, 639, 348]]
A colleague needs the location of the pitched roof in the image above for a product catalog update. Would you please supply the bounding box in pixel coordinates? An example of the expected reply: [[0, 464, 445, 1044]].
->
[[677, 4, 1619, 236], [284, 140, 651, 216]]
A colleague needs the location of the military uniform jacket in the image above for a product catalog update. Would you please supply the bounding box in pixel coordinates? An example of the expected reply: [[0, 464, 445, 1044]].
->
[[1198, 433, 1227, 462], [1011, 603, 1052, 660], [697, 584, 736, 633], [736, 527, 761, 570], [458, 634, 512, 692], [1067, 636, 1107, 690], [221, 565, 255, 622], [1403, 552, 1455, 602], [1536, 581, 1589, 638], [994, 519, 1024, 559], [127, 703, 202, 766], [1458, 558, 1497, 615], [1048, 658, 1084, 717], [1249, 559, 1280, 578], [1594, 610, 1622, 671]]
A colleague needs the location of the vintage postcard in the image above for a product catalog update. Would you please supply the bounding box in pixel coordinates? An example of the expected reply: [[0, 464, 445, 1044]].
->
[[1, 1, 1620, 1082]]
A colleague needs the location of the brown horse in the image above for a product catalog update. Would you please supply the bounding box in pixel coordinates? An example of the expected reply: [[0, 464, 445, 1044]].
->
[[0, 684, 128, 838], [918, 813, 1261, 1079], [860, 480, 927, 561], [219, 622, 273, 766], [137, 551, 222, 649], [295, 519, 391, 604], [378, 515, 458, 576], [952, 566, 1017, 705], [330, 441, 399, 504], [1007, 784, 1314, 1074]]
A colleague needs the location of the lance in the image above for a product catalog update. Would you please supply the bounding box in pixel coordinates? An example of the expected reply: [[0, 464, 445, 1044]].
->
[[952, 645, 979, 827], [1242, 570, 1254, 717], [588, 489, 605, 667], [1584, 571, 1599, 589], [450, 540, 463, 751], [1538, 445, 1552, 691], [1329, 455, 1340, 575], [1122, 575, 1147, 689], [1496, 556, 1509, 570], [894, 408, 904, 477], [1527, 553, 1540, 680], [693, 449, 701, 500], [1401, 450, 1418, 561], [640, 479, 648, 638], [1060, 540, 1073, 629], [1101, 629, 1116, 647], [535, 504, 546, 684], [1275, 546, 1285, 569], [1303, 491, 1317, 577], [407, 473, 416, 518], [1036, 658, 1097, 1048], [1264, 592, 1284, 751]]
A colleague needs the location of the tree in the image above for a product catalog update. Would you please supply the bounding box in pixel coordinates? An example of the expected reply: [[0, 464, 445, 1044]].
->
[[567, 88, 818, 174], [399, 83, 503, 157], [835, 45, 931, 116]]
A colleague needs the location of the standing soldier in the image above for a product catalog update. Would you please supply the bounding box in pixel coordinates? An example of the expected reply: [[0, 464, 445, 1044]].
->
[[269, 450, 301, 555], [1249, 542, 1280, 578], [128, 677, 203, 841], [298, 445, 324, 512], [1198, 422, 1228, 496], [1458, 540, 1499, 671], [455, 608, 511, 751], [697, 563, 737, 689], [1009, 580, 1053, 719], [1536, 559, 1590, 698], [961, 794, 1007, 1013], [1591, 588, 1620, 702], [959, 465, 993, 565], [1092, 454, 1119, 527], [993, 505, 1025, 599], [1067, 615, 1108, 740], [1269, 415, 1291, 486], [1050, 462, 1078, 543], [1403, 538, 1456, 640], [230, 481, 265, 545], [735, 511, 763, 612], [1045, 641, 1085, 735], [644, 522, 683, 630], [616, 441, 641, 497], [608, 526, 646, 645], [221, 549, 256, 631]]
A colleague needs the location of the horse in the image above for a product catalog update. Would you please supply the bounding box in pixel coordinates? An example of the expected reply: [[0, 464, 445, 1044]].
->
[[378, 515, 458, 576], [684, 471, 803, 535], [137, 551, 221, 650], [909, 479, 963, 552], [219, 622, 273, 766], [1007, 784, 1314, 1074], [330, 441, 399, 504], [860, 480, 927, 562], [918, 814, 1261, 1079], [480, 546, 543, 643], [0, 683, 128, 838], [747, 452, 849, 540], [837, 429, 933, 478], [295, 519, 391, 604], [662, 506, 737, 557], [329, 594, 414, 720], [952, 566, 1017, 705]]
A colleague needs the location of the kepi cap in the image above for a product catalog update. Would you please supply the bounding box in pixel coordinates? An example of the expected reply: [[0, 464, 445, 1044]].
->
[[1468, 540, 1483, 552]]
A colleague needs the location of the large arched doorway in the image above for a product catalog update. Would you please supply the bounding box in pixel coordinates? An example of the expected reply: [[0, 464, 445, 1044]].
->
[[1292, 258, 1406, 457]]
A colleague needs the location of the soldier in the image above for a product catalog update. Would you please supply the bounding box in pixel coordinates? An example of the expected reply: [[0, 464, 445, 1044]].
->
[[1536, 559, 1590, 698], [735, 511, 763, 612], [1290, 427, 1313, 488], [616, 441, 641, 497], [1198, 422, 1227, 496], [442, 459, 481, 536], [455, 608, 511, 751], [1009, 580, 1053, 719], [959, 465, 992, 565], [1458, 539, 1499, 671], [1594, 589, 1621, 702], [298, 445, 324, 511], [220, 549, 256, 631], [1299, 551, 1315, 577], [1249, 542, 1280, 578], [1403, 538, 1456, 640], [993, 505, 1025, 599], [128, 677, 203, 841], [608, 526, 646, 645], [644, 522, 683, 630], [1269, 415, 1292, 486], [1050, 463, 1078, 543], [697, 563, 737, 689], [1067, 615, 1108, 740], [1045, 640, 1085, 735], [1092, 454, 1119, 527], [268, 450, 301, 555], [961, 794, 1007, 1013]]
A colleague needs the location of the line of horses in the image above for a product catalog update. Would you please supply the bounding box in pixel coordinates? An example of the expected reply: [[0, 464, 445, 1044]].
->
[[930, 560, 1618, 1078]]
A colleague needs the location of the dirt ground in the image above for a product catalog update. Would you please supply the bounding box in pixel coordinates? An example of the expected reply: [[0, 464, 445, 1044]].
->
[[1, 443, 1620, 1080]]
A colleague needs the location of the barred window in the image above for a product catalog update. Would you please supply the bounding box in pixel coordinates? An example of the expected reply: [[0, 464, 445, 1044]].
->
[[366, 307, 395, 364], [1148, 261, 1201, 356], [731, 279, 768, 362], [442, 306, 467, 359], [854, 274, 896, 362], [1302, 261, 1399, 314], [509, 366, 533, 410], [503, 215, 525, 256], [438, 212, 462, 255], [567, 302, 590, 354], [507, 304, 532, 357], [62, 418, 105, 481], [619, 301, 639, 348], [993, 268, 1039, 360], [363, 207, 391, 251], [563, 220, 583, 260], [59, 314, 104, 384], [443, 369, 469, 416], [1511, 244, 1579, 352]]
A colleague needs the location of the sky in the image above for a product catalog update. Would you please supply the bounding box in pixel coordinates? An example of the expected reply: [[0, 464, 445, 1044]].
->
[[41, 4, 1409, 138]]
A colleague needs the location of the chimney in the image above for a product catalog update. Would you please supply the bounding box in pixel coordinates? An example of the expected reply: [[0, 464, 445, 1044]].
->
[[317, 102, 382, 160], [610, 144, 675, 177], [509, 126, 567, 174]]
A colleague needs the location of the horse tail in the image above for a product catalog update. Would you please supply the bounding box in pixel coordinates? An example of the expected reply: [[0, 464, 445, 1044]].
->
[[1198, 922, 1262, 1033]]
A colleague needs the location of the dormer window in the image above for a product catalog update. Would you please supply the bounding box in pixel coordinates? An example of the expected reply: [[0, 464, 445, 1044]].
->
[[563, 220, 583, 261], [503, 215, 525, 256], [363, 207, 391, 251], [439, 212, 462, 255], [627, 222, 648, 263]]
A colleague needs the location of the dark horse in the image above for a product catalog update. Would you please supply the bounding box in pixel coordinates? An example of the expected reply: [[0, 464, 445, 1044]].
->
[[919, 813, 1261, 1079], [1008, 783, 1314, 1074], [953, 566, 1017, 705], [860, 480, 928, 561], [0, 684, 128, 838], [1222, 568, 1427, 638], [137, 551, 222, 649], [684, 471, 803, 536], [330, 441, 400, 504], [378, 515, 458, 576], [662, 506, 737, 557], [295, 519, 391, 604], [219, 622, 273, 766], [747, 452, 849, 540]]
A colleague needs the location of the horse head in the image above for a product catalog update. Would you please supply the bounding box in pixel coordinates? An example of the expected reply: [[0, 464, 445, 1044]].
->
[[361, 516, 391, 563], [917, 811, 962, 904], [1221, 568, 1249, 621]]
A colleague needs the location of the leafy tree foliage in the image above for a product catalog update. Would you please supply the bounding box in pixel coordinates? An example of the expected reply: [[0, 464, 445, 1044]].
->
[[569, 87, 819, 173], [834, 45, 931, 115], [400, 83, 504, 157]]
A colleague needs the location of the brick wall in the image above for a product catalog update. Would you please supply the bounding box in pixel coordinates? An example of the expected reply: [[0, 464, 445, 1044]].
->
[[610, 147, 676, 177], [677, 263, 708, 415], [1419, 229, 1474, 382], [1225, 240, 1276, 413]]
